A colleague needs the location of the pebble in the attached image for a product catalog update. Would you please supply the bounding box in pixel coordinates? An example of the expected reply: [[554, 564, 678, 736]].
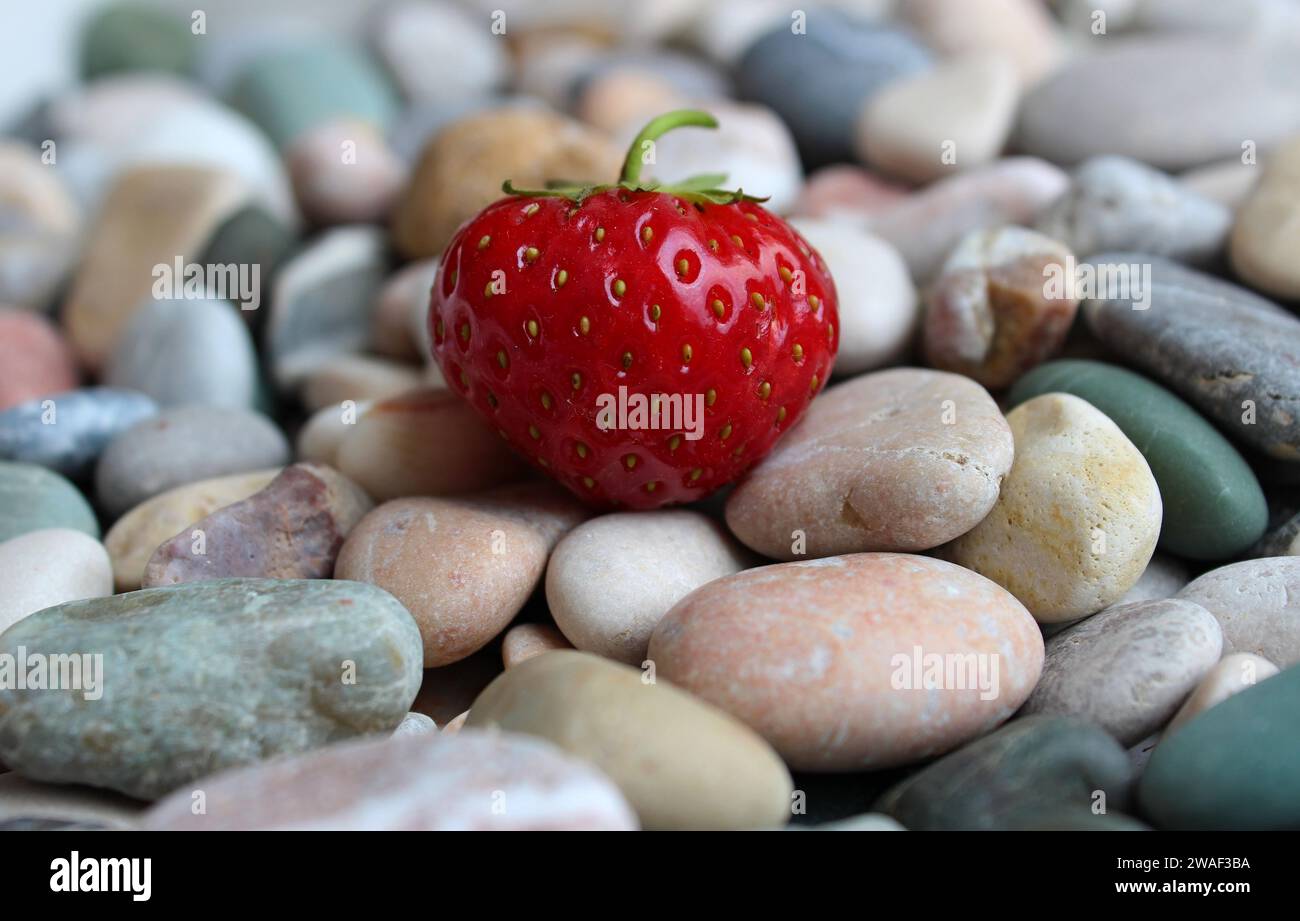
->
[[284, 120, 408, 225], [922, 226, 1078, 389], [95, 406, 290, 519], [726, 369, 1013, 560], [301, 355, 423, 413], [1230, 137, 1300, 300], [0, 143, 80, 312], [0, 462, 98, 543], [1082, 255, 1300, 460], [371, 258, 438, 363], [547, 510, 752, 665], [296, 400, 372, 468], [226, 42, 400, 150], [787, 219, 918, 376], [393, 712, 437, 737], [0, 388, 157, 479], [734, 12, 932, 168], [502, 623, 573, 669], [1035, 156, 1232, 265], [1140, 663, 1300, 829], [0, 529, 112, 634], [1021, 599, 1222, 745], [143, 730, 636, 831], [80, 3, 195, 81], [1008, 360, 1268, 560], [874, 716, 1135, 831], [791, 166, 909, 225], [651, 553, 1042, 770], [103, 469, 279, 591], [0, 310, 78, 413], [576, 69, 688, 135], [0, 774, 142, 832], [1120, 552, 1191, 604], [142, 463, 372, 587], [944, 393, 1161, 623], [265, 226, 389, 393], [369, 0, 509, 104], [335, 483, 588, 667], [0, 578, 422, 800], [899, 0, 1064, 87], [1016, 37, 1300, 171], [61, 165, 254, 372], [1180, 156, 1264, 210], [1165, 652, 1280, 737], [467, 650, 793, 830], [392, 108, 622, 259], [1176, 557, 1300, 666], [335, 388, 527, 500], [865, 157, 1069, 282], [857, 54, 1019, 184]]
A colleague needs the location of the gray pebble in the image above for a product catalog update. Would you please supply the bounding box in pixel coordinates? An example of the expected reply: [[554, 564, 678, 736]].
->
[[0, 388, 157, 479]]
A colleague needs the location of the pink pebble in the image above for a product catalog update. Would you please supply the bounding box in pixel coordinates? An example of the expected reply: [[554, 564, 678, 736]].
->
[[0, 309, 79, 410], [791, 165, 911, 221]]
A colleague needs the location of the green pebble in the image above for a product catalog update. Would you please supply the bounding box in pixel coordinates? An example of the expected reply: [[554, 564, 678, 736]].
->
[[80, 4, 195, 81], [0, 461, 98, 542], [1007, 359, 1267, 561]]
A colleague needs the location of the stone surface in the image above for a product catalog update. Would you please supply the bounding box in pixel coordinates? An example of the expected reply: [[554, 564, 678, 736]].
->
[[336, 388, 528, 500], [1165, 652, 1280, 736], [285, 119, 407, 226], [857, 53, 1019, 184], [726, 369, 1013, 560], [547, 510, 752, 666], [392, 108, 621, 258], [467, 650, 793, 830], [370, 0, 509, 104], [0, 529, 112, 634], [865, 157, 1068, 281], [143, 729, 635, 831], [0, 310, 79, 412], [301, 354, 423, 413], [875, 716, 1135, 831], [336, 483, 588, 667], [787, 219, 917, 376], [95, 406, 289, 519], [735, 12, 932, 168], [790, 165, 909, 223], [1022, 599, 1222, 744], [1082, 255, 1300, 461], [1141, 663, 1300, 829], [371, 258, 438, 363], [650, 553, 1042, 770], [0, 388, 157, 479], [944, 393, 1161, 623], [0, 462, 98, 543], [296, 400, 372, 468], [392, 711, 437, 737], [142, 463, 372, 587], [501, 623, 572, 669], [103, 468, 279, 591], [1036, 155, 1231, 265], [922, 226, 1078, 389], [0, 578, 422, 800], [899, 0, 1063, 86], [0, 774, 142, 831], [1176, 557, 1300, 666], [1120, 553, 1191, 604], [1016, 37, 1300, 171], [1230, 137, 1300, 300], [1008, 360, 1268, 560]]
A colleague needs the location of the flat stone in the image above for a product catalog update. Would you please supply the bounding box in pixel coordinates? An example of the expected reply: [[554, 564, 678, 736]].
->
[[0, 462, 98, 543], [726, 369, 1013, 559], [335, 483, 588, 667], [874, 716, 1135, 830], [1165, 652, 1280, 736], [944, 393, 1161, 623], [922, 226, 1078, 389], [1022, 599, 1222, 744], [0, 310, 79, 412], [336, 388, 528, 500], [547, 510, 752, 666], [142, 463, 372, 587], [1176, 557, 1300, 666], [1016, 37, 1300, 171], [899, 0, 1064, 86], [650, 553, 1042, 770], [0, 578, 422, 800], [501, 623, 572, 669], [103, 469, 279, 591], [1140, 663, 1300, 829], [143, 729, 636, 831], [0, 529, 112, 634], [787, 219, 917, 376], [1007, 360, 1268, 560], [0, 388, 158, 479], [734, 12, 932, 168], [95, 406, 289, 519], [1036, 156, 1231, 265], [1082, 254, 1300, 461], [857, 53, 1020, 184], [468, 650, 793, 830], [1230, 137, 1300, 300]]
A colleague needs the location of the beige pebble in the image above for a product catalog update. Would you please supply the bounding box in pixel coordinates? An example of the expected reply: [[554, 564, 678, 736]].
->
[[1176, 556, 1300, 665], [501, 623, 572, 669], [0, 529, 112, 634], [440, 711, 468, 734], [1230, 137, 1300, 300], [371, 258, 438, 363], [295, 399, 372, 467], [301, 354, 423, 412], [285, 119, 407, 225], [1164, 652, 1281, 737], [900, 0, 1065, 87]]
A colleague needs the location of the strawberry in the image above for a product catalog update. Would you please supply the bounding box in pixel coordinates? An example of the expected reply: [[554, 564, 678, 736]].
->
[[428, 110, 838, 509]]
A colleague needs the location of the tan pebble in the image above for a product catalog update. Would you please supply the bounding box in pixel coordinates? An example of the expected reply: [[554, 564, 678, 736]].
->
[[301, 354, 423, 412], [371, 258, 438, 362], [502, 623, 572, 669], [1164, 652, 1281, 737], [296, 399, 373, 466], [285, 119, 408, 225], [1229, 137, 1300, 300]]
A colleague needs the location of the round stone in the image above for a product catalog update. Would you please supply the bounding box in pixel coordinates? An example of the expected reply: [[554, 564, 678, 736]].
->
[[0, 529, 112, 634], [0, 310, 78, 412], [1176, 557, 1300, 666], [1230, 137, 1300, 300], [0, 461, 98, 543], [285, 119, 407, 226], [501, 623, 572, 669]]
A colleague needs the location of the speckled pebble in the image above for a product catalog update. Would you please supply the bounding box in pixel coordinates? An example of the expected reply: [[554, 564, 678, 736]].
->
[[1176, 557, 1300, 666]]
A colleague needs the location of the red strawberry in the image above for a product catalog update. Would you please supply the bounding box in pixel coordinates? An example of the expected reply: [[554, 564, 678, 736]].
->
[[429, 110, 838, 509]]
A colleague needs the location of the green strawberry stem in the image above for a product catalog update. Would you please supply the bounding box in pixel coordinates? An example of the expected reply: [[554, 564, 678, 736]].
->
[[502, 109, 769, 206]]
